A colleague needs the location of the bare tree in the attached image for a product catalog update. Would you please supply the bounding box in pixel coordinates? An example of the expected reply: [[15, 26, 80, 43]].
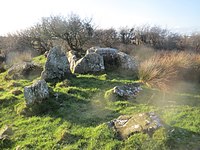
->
[[40, 14, 94, 54]]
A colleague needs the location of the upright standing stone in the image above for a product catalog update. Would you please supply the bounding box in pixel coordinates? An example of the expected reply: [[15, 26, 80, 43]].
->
[[41, 46, 71, 81]]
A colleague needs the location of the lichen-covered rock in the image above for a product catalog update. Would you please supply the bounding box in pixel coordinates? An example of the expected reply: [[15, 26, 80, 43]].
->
[[41, 46, 71, 82], [87, 47, 118, 56], [7, 62, 43, 80], [105, 83, 142, 100], [74, 53, 105, 74], [24, 79, 49, 106], [87, 47, 119, 70], [109, 112, 163, 139], [87, 47, 138, 74], [67, 50, 78, 72], [117, 52, 138, 72]]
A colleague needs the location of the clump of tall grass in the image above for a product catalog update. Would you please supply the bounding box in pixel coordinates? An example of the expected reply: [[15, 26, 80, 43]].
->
[[139, 51, 200, 90]]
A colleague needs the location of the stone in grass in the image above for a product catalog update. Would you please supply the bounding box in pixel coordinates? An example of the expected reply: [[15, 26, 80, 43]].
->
[[108, 112, 163, 140], [105, 83, 142, 101], [24, 79, 49, 106]]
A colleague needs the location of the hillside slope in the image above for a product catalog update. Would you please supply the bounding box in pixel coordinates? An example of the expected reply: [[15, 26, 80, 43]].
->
[[1, 55, 200, 150]]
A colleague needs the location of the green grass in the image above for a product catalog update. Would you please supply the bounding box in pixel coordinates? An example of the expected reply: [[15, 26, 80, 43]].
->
[[1, 55, 200, 149]]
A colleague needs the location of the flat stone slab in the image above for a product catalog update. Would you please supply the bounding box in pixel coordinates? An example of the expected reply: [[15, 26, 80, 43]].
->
[[109, 112, 163, 139]]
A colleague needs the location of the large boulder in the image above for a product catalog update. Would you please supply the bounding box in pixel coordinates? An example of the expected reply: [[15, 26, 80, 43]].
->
[[87, 47, 138, 73], [24, 79, 49, 106], [41, 46, 71, 82], [7, 62, 43, 80], [109, 112, 163, 139], [117, 52, 138, 73], [73, 53, 105, 74], [87, 47, 119, 70]]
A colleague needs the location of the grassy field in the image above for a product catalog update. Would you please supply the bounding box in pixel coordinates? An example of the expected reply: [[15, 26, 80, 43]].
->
[[1, 55, 200, 149]]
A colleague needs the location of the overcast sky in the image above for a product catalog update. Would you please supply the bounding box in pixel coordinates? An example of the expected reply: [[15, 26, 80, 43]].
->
[[0, 0, 199, 35]]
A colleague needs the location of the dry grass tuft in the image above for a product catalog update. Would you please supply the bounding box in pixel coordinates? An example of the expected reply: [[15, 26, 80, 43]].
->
[[139, 51, 200, 90]]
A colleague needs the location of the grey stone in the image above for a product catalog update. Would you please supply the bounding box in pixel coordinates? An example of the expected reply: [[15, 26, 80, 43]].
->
[[87, 47, 138, 73], [87, 47, 119, 70], [41, 46, 71, 81], [105, 83, 142, 100], [87, 47, 118, 55], [7, 62, 43, 80], [117, 52, 138, 72], [74, 53, 105, 74], [24, 79, 49, 106], [67, 50, 78, 72], [109, 112, 163, 139]]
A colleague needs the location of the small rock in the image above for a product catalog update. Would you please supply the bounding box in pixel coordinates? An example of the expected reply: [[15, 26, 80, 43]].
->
[[24, 79, 49, 106], [105, 83, 142, 100]]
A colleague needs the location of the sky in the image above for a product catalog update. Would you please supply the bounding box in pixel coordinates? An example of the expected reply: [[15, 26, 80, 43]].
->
[[0, 0, 199, 35]]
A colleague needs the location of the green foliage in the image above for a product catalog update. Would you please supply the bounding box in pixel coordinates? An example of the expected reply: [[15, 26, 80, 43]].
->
[[32, 55, 47, 67], [88, 124, 120, 150]]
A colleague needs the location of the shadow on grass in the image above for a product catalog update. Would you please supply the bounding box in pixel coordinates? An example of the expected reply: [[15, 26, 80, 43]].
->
[[165, 126, 200, 149], [24, 90, 120, 127], [135, 86, 200, 107]]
